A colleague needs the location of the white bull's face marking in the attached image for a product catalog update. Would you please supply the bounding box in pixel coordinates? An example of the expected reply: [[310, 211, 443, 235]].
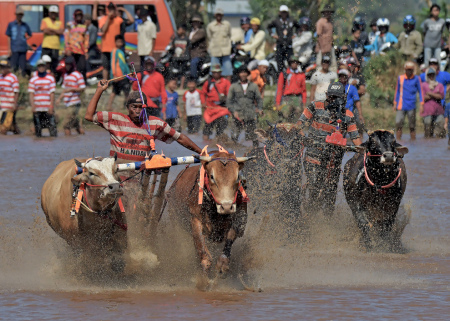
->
[[83, 158, 122, 198]]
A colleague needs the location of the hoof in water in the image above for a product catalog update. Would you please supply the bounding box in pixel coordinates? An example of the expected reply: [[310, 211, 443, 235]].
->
[[216, 254, 230, 277]]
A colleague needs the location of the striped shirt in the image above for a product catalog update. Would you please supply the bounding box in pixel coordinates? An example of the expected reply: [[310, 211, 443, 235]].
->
[[0, 73, 19, 110], [93, 111, 181, 162], [62, 71, 86, 107], [28, 74, 56, 112]]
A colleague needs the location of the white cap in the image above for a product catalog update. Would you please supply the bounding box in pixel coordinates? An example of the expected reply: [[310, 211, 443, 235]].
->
[[279, 5, 289, 12], [258, 59, 269, 67], [42, 55, 52, 63], [49, 5, 59, 13]]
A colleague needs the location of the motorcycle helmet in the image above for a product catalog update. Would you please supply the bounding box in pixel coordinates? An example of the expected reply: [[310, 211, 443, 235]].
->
[[240, 16, 251, 25], [377, 18, 390, 32], [403, 15, 416, 25], [298, 17, 312, 30], [353, 16, 366, 31]]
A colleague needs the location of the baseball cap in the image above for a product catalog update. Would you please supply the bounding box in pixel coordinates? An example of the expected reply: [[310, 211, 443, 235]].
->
[[338, 69, 350, 77], [144, 56, 156, 65], [427, 67, 436, 74], [0, 60, 11, 67], [279, 5, 289, 12], [429, 58, 438, 65], [191, 15, 203, 23], [258, 59, 269, 67], [322, 55, 331, 63], [16, 6, 25, 15], [347, 57, 357, 65], [49, 5, 59, 13], [404, 61, 415, 69], [36, 59, 46, 66], [42, 55, 52, 63], [327, 82, 345, 97], [211, 64, 222, 72], [288, 55, 300, 63], [214, 8, 224, 15]]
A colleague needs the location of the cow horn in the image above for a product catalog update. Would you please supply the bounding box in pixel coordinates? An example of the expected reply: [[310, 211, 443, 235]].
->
[[216, 144, 226, 153], [199, 156, 212, 162], [236, 156, 256, 163], [74, 159, 83, 167]]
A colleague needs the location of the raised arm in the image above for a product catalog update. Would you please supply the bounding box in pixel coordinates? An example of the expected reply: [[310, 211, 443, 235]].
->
[[85, 80, 108, 122], [119, 7, 135, 26]]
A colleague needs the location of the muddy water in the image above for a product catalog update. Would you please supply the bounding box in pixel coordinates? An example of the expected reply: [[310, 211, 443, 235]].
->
[[0, 131, 449, 320]]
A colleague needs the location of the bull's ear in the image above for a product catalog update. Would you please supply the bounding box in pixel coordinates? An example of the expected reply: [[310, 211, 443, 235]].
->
[[71, 173, 87, 187], [255, 129, 270, 143], [74, 159, 82, 167], [395, 143, 409, 156]]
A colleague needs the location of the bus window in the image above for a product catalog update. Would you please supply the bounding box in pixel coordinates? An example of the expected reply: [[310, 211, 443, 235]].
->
[[119, 4, 160, 33], [64, 5, 92, 26], [19, 5, 46, 33]]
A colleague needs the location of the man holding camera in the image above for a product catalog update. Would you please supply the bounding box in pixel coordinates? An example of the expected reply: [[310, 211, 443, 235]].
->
[[297, 82, 362, 216], [200, 64, 231, 141]]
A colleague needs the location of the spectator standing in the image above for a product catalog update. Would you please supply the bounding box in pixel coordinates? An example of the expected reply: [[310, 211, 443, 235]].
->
[[5, 6, 32, 77], [65, 9, 89, 80], [250, 59, 269, 96], [267, 5, 300, 73], [137, 9, 157, 68], [419, 58, 450, 106], [56, 56, 86, 135], [40, 5, 64, 73], [201, 64, 231, 141], [293, 17, 313, 67], [395, 15, 423, 61], [132, 56, 167, 117], [310, 56, 338, 102], [420, 67, 445, 138], [227, 66, 263, 147], [445, 101, 450, 145], [0, 60, 20, 135], [422, 4, 445, 66], [165, 78, 181, 131], [237, 18, 266, 61], [365, 18, 398, 56], [233, 17, 253, 44], [276, 56, 307, 122], [368, 18, 379, 45], [316, 5, 336, 71], [106, 35, 131, 111], [99, 3, 134, 81], [28, 59, 57, 137], [207, 8, 232, 81], [353, 17, 369, 47], [348, 57, 366, 98], [84, 14, 100, 61], [171, 24, 190, 89], [338, 68, 365, 134], [183, 78, 203, 134], [189, 15, 207, 82], [349, 28, 366, 66], [393, 61, 424, 140]]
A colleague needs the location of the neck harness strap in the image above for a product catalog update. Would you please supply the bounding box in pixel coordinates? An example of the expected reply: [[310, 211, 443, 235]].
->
[[363, 153, 402, 191]]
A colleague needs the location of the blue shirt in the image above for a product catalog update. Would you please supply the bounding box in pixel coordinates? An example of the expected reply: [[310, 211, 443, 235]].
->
[[420, 71, 450, 105], [394, 75, 423, 111], [344, 84, 360, 112], [165, 90, 179, 119], [445, 103, 450, 118], [5, 20, 32, 53], [364, 32, 398, 55]]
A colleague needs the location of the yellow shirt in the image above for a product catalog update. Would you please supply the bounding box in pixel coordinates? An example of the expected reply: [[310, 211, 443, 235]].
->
[[41, 17, 62, 50]]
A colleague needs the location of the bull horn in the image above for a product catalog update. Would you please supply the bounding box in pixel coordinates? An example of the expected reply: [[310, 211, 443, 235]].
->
[[216, 144, 226, 153], [199, 156, 212, 162], [74, 159, 83, 167], [236, 156, 256, 162]]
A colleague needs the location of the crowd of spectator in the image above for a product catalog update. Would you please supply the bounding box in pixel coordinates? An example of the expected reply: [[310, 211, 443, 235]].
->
[[1, 2, 450, 146]]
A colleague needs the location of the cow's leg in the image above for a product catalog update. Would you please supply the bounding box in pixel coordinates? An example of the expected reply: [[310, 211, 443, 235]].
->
[[191, 216, 212, 271]]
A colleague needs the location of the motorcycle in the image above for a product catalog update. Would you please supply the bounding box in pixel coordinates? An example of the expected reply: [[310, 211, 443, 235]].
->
[[231, 41, 252, 82]]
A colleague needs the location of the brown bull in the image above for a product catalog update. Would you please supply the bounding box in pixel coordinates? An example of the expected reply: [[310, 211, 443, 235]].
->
[[41, 157, 127, 272], [167, 147, 253, 275]]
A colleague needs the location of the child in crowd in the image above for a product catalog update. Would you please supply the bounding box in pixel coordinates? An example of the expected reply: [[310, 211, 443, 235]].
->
[[106, 35, 131, 111], [165, 78, 182, 132], [183, 77, 202, 134], [56, 56, 86, 135]]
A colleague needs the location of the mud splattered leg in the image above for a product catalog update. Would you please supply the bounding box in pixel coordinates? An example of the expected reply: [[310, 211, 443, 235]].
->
[[191, 217, 212, 272]]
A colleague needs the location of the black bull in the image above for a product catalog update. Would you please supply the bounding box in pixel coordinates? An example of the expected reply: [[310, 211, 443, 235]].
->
[[343, 130, 409, 251]]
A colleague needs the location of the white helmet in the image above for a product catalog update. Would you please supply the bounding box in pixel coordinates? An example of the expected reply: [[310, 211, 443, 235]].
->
[[376, 18, 390, 27]]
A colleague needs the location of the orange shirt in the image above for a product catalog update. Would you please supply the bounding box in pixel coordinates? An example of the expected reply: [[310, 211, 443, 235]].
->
[[250, 69, 265, 94], [99, 15, 123, 53]]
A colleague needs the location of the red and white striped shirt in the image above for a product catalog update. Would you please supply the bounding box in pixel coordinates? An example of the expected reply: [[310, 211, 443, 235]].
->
[[62, 71, 85, 107], [28, 74, 56, 112], [93, 111, 181, 162], [0, 72, 19, 110]]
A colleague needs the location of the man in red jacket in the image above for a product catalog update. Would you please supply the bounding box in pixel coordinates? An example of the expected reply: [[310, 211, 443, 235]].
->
[[132, 56, 167, 117], [200, 64, 231, 141], [276, 55, 307, 122]]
